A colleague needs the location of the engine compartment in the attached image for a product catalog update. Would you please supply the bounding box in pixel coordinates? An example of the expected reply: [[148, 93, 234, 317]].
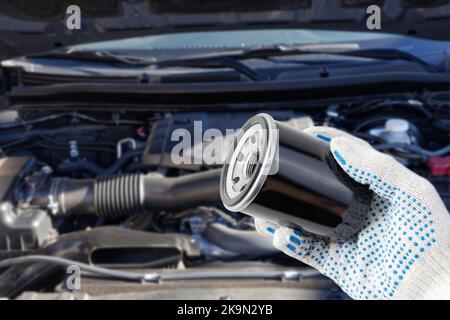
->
[[0, 97, 448, 298]]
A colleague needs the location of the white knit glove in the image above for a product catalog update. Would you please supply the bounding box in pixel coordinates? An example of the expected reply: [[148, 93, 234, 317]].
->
[[255, 126, 450, 300]]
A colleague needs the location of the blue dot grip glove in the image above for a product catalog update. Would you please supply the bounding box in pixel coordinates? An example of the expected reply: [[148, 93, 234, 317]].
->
[[255, 127, 450, 300]]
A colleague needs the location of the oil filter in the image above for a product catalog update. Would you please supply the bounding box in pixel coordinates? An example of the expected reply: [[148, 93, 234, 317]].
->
[[220, 113, 373, 240]]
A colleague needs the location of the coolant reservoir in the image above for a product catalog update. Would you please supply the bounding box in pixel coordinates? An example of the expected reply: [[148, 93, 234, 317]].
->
[[381, 119, 412, 144], [370, 118, 414, 145]]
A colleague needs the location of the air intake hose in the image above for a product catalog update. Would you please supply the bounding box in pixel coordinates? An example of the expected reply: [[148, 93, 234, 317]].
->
[[32, 170, 221, 217]]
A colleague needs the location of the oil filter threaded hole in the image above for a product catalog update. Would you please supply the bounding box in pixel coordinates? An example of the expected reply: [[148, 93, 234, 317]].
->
[[245, 151, 259, 178]]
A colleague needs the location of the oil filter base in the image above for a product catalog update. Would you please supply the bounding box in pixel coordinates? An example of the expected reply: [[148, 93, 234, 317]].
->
[[220, 113, 373, 241]]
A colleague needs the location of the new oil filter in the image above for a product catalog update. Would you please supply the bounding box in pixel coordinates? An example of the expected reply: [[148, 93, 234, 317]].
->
[[220, 113, 373, 240]]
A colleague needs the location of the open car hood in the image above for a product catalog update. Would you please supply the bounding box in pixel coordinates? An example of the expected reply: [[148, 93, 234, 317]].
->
[[0, 0, 449, 60]]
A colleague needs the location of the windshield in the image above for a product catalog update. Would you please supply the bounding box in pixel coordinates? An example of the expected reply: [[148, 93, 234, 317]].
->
[[73, 29, 401, 51], [67, 29, 447, 68]]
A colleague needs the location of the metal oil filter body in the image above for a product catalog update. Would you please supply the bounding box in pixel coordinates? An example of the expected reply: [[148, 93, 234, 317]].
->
[[220, 113, 372, 240]]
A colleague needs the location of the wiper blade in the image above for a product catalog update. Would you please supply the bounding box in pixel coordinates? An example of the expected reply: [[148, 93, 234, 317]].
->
[[321, 48, 440, 73], [34, 49, 269, 81], [159, 45, 440, 73], [239, 45, 439, 71], [157, 56, 270, 81], [256, 46, 440, 73], [31, 49, 158, 66], [148, 45, 439, 81]]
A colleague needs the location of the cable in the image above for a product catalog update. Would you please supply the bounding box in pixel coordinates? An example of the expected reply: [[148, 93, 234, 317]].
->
[[352, 115, 402, 132], [368, 102, 432, 119], [0, 255, 145, 282], [38, 135, 116, 148], [56, 150, 142, 175], [0, 112, 145, 129], [203, 223, 278, 256], [0, 255, 320, 283], [5, 143, 116, 154], [0, 125, 109, 144], [352, 115, 450, 134], [374, 143, 450, 157]]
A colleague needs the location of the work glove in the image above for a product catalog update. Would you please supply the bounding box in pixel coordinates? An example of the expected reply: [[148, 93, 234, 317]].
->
[[255, 126, 450, 300]]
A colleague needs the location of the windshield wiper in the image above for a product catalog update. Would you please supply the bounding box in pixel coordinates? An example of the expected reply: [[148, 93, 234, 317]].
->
[[31, 46, 440, 82], [31, 49, 158, 66], [33, 49, 270, 81], [149, 46, 440, 81], [159, 45, 441, 73], [156, 56, 270, 81], [291, 48, 440, 73]]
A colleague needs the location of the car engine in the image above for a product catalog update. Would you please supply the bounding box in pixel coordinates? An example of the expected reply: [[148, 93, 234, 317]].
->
[[0, 96, 448, 299]]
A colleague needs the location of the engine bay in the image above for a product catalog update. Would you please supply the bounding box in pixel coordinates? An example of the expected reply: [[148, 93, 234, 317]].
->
[[0, 95, 448, 299]]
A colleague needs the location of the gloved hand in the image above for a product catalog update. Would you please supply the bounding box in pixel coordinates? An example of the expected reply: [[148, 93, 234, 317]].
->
[[255, 126, 450, 300]]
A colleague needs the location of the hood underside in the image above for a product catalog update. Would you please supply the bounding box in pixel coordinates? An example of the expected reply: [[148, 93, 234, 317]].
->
[[0, 0, 449, 60]]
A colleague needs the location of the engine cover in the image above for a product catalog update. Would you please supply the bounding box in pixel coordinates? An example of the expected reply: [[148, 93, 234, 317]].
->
[[142, 111, 313, 170]]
